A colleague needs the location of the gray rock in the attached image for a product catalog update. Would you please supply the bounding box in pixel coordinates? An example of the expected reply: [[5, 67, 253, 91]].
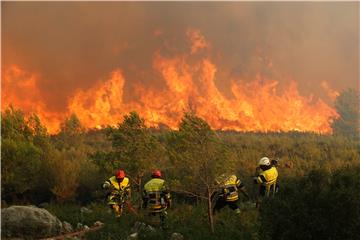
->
[[76, 223, 83, 230], [1, 205, 62, 238], [80, 207, 93, 214], [93, 221, 104, 227], [131, 221, 156, 234], [170, 232, 184, 240], [62, 221, 73, 233], [127, 232, 139, 240]]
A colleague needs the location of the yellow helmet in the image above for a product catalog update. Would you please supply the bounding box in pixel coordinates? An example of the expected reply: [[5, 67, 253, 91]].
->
[[259, 157, 271, 166]]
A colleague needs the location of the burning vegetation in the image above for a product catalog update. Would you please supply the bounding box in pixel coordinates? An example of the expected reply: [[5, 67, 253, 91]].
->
[[2, 29, 339, 134]]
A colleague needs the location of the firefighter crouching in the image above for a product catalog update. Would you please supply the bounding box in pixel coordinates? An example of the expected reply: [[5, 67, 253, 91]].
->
[[213, 174, 249, 215]]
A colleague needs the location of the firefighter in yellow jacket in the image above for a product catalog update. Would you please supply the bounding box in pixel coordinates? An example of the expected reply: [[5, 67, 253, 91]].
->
[[253, 157, 279, 207], [142, 170, 171, 226], [213, 174, 249, 215], [102, 169, 131, 217]]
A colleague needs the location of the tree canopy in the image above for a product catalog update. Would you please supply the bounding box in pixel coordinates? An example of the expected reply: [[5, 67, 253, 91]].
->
[[332, 88, 360, 138]]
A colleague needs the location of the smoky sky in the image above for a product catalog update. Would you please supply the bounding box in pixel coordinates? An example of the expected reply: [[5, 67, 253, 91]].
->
[[2, 2, 359, 112]]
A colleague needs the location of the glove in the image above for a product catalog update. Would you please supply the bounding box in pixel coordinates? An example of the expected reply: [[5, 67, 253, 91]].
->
[[102, 182, 110, 189], [253, 177, 258, 184]]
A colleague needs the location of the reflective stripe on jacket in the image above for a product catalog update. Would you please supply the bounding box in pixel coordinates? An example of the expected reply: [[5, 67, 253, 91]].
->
[[257, 167, 278, 186], [105, 176, 130, 205], [223, 175, 242, 202], [144, 178, 169, 212], [107, 176, 130, 190]]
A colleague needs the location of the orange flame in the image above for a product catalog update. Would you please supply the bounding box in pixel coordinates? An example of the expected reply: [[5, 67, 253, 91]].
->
[[68, 70, 128, 129], [1, 65, 62, 133], [2, 29, 339, 134]]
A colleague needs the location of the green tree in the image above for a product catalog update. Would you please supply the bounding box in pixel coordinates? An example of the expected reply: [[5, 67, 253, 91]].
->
[[27, 113, 59, 202], [1, 107, 43, 202], [50, 148, 84, 201], [332, 88, 360, 138], [167, 112, 235, 232], [55, 113, 85, 149], [50, 113, 89, 201], [107, 111, 165, 205]]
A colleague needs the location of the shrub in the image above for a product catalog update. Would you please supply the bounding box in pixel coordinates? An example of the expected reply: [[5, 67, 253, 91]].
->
[[260, 167, 360, 240]]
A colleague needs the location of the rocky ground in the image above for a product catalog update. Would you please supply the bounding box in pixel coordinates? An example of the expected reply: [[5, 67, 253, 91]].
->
[[1, 205, 184, 240]]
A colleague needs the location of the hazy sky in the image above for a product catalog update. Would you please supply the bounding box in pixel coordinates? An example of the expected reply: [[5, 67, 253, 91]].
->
[[2, 2, 359, 112]]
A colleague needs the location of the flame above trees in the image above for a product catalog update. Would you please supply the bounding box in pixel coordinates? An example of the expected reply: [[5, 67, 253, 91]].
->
[[2, 29, 338, 134], [2, 65, 62, 132]]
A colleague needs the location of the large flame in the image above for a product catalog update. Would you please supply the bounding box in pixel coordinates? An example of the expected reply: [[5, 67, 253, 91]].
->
[[2, 29, 339, 134], [1, 65, 62, 132], [68, 70, 129, 130]]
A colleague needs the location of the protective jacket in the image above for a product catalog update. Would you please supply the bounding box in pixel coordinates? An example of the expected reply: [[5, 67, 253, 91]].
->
[[219, 175, 244, 202], [143, 178, 171, 213], [255, 167, 278, 196], [103, 176, 131, 205]]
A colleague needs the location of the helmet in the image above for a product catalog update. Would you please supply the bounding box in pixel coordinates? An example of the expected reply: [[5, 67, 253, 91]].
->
[[115, 169, 125, 180], [151, 170, 162, 178], [258, 157, 271, 166]]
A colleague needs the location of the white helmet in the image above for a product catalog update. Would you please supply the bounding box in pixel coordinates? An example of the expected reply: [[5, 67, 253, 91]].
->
[[258, 157, 271, 166]]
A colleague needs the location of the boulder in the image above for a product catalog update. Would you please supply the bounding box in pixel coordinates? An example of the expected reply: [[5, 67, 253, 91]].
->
[[1, 205, 63, 238]]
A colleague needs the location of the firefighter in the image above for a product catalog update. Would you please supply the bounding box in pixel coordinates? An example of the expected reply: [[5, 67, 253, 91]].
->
[[142, 170, 171, 227], [102, 169, 131, 217], [212, 174, 249, 215], [253, 157, 279, 208]]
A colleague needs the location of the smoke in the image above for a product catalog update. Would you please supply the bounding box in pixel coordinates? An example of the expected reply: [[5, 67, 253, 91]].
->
[[2, 2, 359, 114]]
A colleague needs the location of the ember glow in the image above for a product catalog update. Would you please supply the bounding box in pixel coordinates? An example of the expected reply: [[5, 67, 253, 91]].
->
[[2, 29, 339, 134]]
